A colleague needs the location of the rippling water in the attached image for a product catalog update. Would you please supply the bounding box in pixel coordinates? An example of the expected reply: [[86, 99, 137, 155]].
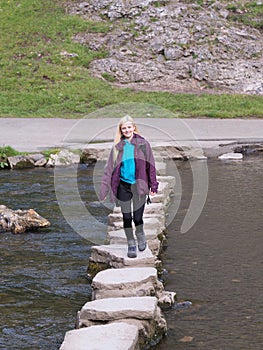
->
[[0, 159, 262, 350], [156, 158, 263, 350], [0, 165, 108, 350]]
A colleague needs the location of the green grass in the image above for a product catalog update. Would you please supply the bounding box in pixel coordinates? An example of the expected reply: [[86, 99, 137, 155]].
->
[[0, 0, 262, 118], [0, 146, 24, 168], [227, 1, 263, 31]]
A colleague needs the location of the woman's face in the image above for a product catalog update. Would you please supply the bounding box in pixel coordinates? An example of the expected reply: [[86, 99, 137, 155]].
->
[[120, 122, 135, 140]]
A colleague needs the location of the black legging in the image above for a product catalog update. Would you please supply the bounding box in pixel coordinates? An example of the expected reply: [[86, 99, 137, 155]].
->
[[117, 180, 146, 229]]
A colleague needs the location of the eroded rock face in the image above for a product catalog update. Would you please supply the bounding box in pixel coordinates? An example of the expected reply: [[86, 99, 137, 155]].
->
[[64, 0, 263, 94], [0, 205, 50, 234]]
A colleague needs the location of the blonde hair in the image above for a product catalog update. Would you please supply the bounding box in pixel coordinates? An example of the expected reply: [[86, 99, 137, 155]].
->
[[114, 115, 139, 144]]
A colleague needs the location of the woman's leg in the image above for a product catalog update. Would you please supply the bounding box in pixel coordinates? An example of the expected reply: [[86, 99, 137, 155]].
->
[[117, 181, 137, 257], [131, 185, 147, 251]]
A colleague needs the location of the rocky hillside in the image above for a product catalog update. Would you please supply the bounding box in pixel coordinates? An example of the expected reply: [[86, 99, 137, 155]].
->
[[64, 0, 263, 94]]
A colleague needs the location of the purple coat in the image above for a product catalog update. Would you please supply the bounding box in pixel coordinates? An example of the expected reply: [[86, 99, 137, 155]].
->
[[99, 134, 159, 202]]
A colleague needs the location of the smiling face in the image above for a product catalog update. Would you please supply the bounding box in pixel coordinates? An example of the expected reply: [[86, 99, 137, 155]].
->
[[120, 122, 135, 141]]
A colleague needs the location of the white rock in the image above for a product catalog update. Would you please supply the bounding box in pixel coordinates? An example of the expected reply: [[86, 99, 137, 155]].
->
[[108, 212, 165, 231], [59, 322, 139, 350], [218, 152, 243, 160], [109, 216, 162, 232], [143, 202, 165, 215], [156, 175, 176, 189], [92, 267, 163, 299], [155, 161, 167, 175], [113, 202, 165, 215], [108, 227, 159, 243], [79, 296, 158, 321], [47, 149, 80, 167], [90, 244, 155, 268]]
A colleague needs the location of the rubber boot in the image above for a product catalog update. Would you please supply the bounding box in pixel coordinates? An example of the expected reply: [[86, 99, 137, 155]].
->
[[135, 225, 147, 251], [124, 227, 137, 258]]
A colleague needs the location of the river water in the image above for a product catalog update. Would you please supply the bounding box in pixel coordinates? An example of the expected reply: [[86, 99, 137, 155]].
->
[[0, 159, 262, 349], [156, 157, 263, 350]]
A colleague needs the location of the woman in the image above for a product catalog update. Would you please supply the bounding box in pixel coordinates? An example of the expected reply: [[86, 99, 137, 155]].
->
[[99, 115, 159, 258]]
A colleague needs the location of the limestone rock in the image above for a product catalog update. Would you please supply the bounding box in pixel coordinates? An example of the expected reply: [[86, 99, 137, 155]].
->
[[107, 227, 159, 243], [8, 155, 35, 169], [234, 144, 263, 155], [34, 157, 47, 167], [155, 161, 166, 175], [157, 175, 176, 190], [79, 296, 158, 321], [60, 322, 139, 350], [66, 0, 263, 94], [92, 267, 164, 300], [107, 228, 162, 255], [218, 152, 243, 160], [0, 205, 50, 234], [88, 244, 156, 271], [108, 216, 162, 232], [108, 212, 166, 232], [28, 153, 47, 167], [46, 149, 80, 167], [81, 146, 112, 163], [28, 153, 46, 163]]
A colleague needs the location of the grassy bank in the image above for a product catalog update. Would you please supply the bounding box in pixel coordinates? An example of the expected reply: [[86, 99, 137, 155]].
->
[[0, 0, 262, 118]]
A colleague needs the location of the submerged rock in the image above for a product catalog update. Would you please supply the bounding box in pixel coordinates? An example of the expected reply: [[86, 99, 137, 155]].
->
[[0, 205, 50, 234]]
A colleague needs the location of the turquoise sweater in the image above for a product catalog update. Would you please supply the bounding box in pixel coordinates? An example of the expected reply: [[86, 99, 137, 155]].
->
[[120, 139, 136, 184]]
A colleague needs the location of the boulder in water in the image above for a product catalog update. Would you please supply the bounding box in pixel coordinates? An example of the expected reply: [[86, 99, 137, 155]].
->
[[0, 205, 50, 234]]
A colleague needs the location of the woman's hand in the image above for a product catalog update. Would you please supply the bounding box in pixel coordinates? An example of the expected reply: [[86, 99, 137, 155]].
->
[[150, 191, 156, 196]]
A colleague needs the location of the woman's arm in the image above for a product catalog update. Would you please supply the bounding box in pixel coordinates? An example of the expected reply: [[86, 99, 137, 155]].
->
[[145, 141, 159, 194], [99, 147, 115, 200]]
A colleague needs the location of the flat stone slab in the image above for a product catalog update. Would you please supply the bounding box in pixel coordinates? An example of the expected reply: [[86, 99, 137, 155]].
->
[[143, 202, 165, 215], [107, 227, 159, 244], [109, 216, 163, 232], [93, 267, 157, 286], [108, 213, 165, 231], [157, 175, 176, 189], [218, 152, 243, 160], [156, 181, 171, 197], [79, 296, 158, 321], [113, 202, 165, 215], [92, 267, 163, 300], [155, 161, 166, 175], [90, 244, 155, 268], [59, 322, 139, 350]]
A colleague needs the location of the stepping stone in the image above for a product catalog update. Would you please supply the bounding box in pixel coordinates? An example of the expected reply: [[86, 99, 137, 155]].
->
[[79, 296, 158, 322], [155, 161, 166, 175], [156, 180, 171, 197], [143, 202, 165, 215], [113, 202, 165, 215], [157, 175, 176, 190], [108, 213, 165, 232], [92, 267, 163, 300], [218, 152, 243, 160], [108, 216, 163, 232], [107, 227, 159, 244], [90, 244, 155, 269], [59, 322, 139, 350]]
